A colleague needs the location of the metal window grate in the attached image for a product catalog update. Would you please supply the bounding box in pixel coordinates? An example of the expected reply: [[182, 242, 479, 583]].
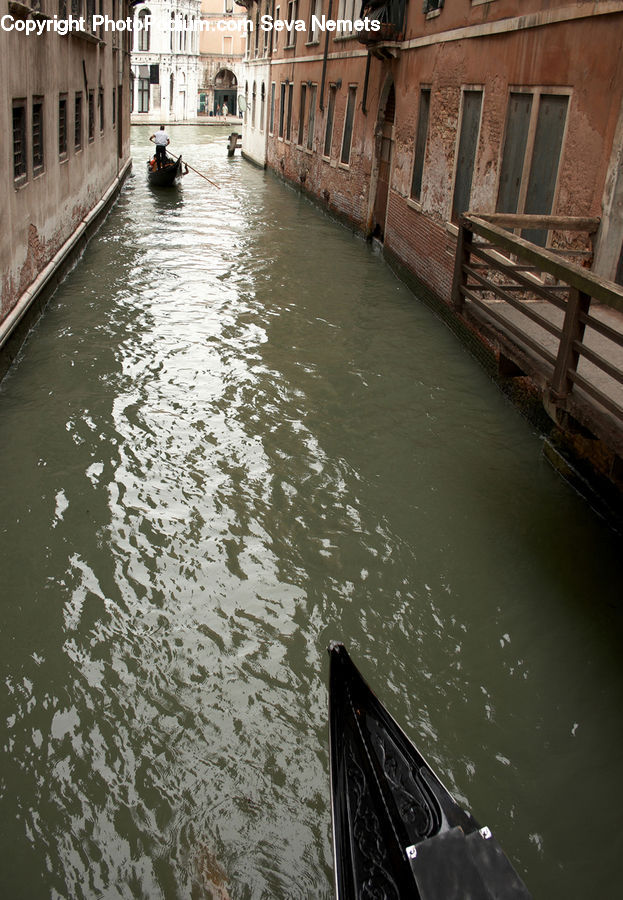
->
[[59, 97, 67, 156], [32, 101, 44, 173], [75, 94, 82, 149], [13, 104, 27, 180]]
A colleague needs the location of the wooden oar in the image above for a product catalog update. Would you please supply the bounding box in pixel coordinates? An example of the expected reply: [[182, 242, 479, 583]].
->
[[183, 160, 221, 190]]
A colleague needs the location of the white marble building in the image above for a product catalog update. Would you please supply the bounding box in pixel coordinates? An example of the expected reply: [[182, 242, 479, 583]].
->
[[130, 1, 201, 122]]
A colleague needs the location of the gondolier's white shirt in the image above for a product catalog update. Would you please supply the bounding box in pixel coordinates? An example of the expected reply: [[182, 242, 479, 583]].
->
[[154, 131, 169, 146]]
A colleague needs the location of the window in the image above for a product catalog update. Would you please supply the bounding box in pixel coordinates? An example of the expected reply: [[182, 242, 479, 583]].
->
[[260, 83, 265, 132], [298, 84, 307, 146], [340, 86, 356, 164], [451, 89, 482, 223], [279, 82, 286, 138], [336, 0, 356, 33], [286, 82, 293, 141], [98, 88, 104, 133], [423, 0, 443, 13], [112, 87, 116, 127], [254, 4, 261, 56], [269, 82, 276, 135], [32, 98, 44, 175], [138, 9, 150, 51], [58, 0, 67, 16], [86, 0, 95, 30], [323, 84, 337, 157], [410, 88, 431, 202], [285, 0, 297, 47], [497, 91, 569, 246], [138, 78, 149, 113], [308, 0, 322, 43], [88, 90, 95, 141], [75, 92, 82, 149], [307, 84, 317, 151], [223, 35, 233, 55], [13, 101, 27, 183], [252, 82, 256, 128], [58, 94, 68, 158]]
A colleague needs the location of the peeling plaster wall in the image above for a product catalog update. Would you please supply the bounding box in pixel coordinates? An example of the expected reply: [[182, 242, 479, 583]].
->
[[264, 2, 623, 287], [1, 9, 132, 326]]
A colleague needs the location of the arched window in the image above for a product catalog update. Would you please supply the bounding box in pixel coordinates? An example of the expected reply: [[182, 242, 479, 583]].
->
[[170, 73, 175, 111], [252, 81, 256, 128], [138, 9, 150, 52]]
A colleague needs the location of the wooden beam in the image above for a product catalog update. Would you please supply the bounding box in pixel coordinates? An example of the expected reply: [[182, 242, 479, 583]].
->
[[475, 213, 601, 233], [463, 215, 623, 310]]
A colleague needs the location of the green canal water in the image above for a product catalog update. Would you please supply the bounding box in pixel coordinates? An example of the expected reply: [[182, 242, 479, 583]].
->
[[0, 126, 622, 898]]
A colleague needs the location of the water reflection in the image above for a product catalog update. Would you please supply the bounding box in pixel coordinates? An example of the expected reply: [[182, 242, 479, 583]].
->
[[0, 126, 621, 899]]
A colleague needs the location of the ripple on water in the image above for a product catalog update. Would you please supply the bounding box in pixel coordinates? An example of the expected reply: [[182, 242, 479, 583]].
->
[[0, 126, 622, 900]]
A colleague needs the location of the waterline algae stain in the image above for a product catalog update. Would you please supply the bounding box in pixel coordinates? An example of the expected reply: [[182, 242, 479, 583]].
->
[[0, 127, 621, 899]]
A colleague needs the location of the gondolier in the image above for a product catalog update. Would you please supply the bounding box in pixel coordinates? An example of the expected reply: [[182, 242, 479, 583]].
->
[[150, 125, 170, 170]]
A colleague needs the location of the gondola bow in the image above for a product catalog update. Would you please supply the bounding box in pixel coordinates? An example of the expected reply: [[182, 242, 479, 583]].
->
[[328, 642, 532, 899]]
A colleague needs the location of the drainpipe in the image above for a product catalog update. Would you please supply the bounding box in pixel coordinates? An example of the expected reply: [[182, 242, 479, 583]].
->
[[319, 0, 333, 111]]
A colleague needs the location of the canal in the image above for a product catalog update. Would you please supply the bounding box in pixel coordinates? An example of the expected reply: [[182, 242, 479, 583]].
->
[[1, 125, 622, 899]]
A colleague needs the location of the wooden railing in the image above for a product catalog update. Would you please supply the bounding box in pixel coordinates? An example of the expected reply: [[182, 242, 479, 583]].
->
[[451, 214, 623, 426]]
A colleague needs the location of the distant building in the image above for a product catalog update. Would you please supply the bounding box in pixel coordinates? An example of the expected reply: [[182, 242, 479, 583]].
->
[[1, 0, 132, 374], [130, 0, 201, 122], [237, 0, 272, 166], [197, 0, 247, 118]]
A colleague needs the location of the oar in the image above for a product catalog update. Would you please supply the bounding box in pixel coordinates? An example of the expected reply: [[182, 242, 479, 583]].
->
[[183, 160, 221, 190]]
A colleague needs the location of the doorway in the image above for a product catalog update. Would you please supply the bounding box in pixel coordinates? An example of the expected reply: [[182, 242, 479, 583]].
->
[[371, 83, 395, 241]]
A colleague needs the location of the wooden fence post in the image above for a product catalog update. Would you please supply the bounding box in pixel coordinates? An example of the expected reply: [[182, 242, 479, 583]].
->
[[550, 287, 591, 400], [451, 217, 472, 313]]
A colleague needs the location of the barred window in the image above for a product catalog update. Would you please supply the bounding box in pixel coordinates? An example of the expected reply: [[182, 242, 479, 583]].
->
[[32, 99, 44, 175], [59, 95, 68, 158], [75, 93, 83, 150], [88, 90, 95, 141], [323, 84, 337, 158], [13, 101, 27, 182]]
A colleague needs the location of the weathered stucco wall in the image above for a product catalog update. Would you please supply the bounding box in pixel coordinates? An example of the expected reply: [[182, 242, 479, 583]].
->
[[1, 7, 132, 332]]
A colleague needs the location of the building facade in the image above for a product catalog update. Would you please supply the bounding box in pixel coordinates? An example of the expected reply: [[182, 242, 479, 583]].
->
[[1, 0, 132, 369], [130, 0, 201, 122], [197, 0, 247, 118], [258, 0, 623, 291], [237, 0, 272, 165]]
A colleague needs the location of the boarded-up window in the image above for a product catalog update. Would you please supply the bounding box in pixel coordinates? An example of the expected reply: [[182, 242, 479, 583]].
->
[[341, 86, 357, 164], [497, 91, 569, 246], [410, 88, 430, 201], [279, 82, 286, 137], [307, 84, 317, 151], [497, 92, 532, 214], [451, 90, 482, 223], [298, 84, 307, 146], [286, 82, 294, 141], [523, 95, 569, 245], [324, 84, 337, 157]]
